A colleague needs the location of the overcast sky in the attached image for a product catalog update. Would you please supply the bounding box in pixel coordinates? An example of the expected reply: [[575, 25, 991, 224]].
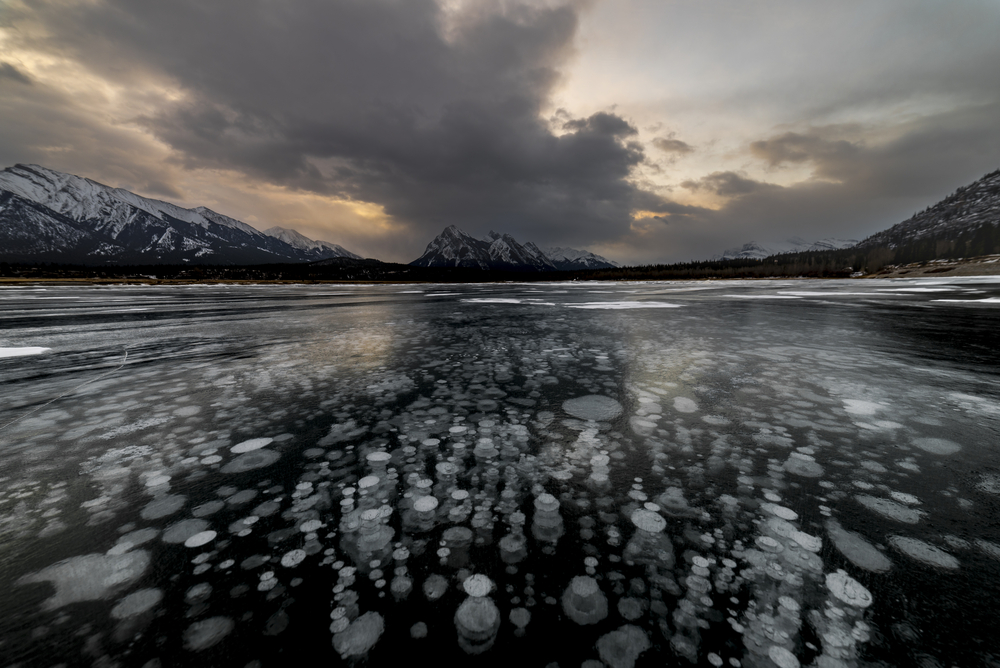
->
[[2, 0, 998, 263]]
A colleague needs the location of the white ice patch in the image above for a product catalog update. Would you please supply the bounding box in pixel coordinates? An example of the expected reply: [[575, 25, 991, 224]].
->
[[18, 551, 150, 610], [462, 298, 523, 304], [842, 400, 884, 416], [673, 397, 698, 413], [911, 437, 961, 455], [0, 347, 51, 358], [565, 301, 682, 309], [932, 297, 1000, 304]]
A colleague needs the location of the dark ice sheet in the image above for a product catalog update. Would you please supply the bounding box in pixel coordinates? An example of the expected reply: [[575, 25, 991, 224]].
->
[[1, 278, 999, 667]]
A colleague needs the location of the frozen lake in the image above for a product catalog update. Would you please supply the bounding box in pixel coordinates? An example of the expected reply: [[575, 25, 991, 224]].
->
[[1, 278, 999, 667]]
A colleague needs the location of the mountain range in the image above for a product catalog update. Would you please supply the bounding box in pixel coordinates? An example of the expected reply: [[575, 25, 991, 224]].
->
[[711, 237, 859, 261], [0, 164, 361, 264], [857, 168, 1000, 250], [410, 226, 619, 271], [2, 163, 997, 271]]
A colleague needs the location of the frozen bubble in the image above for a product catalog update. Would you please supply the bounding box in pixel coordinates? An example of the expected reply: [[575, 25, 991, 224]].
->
[[183, 616, 234, 651], [768, 645, 800, 668], [889, 536, 959, 569], [333, 611, 384, 659], [281, 549, 307, 568], [184, 530, 217, 548], [111, 588, 163, 619], [630, 509, 666, 533], [163, 519, 211, 544], [413, 496, 439, 512], [855, 495, 922, 524], [140, 494, 186, 520], [784, 454, 824, 478], [563, 576, 608, 625], [826, 519, 892, 573], [231, 437, 273, 454], [596, 624, 651, 668], [563, 395, 624, 421], [410, 621, 428, 639], [510, 607, 531, 628], [192, 500, 225, 517], [300, 519, 323, 533], [791, 531, 822, 552], [976, 539, 1000, 560], [911, 437, 961, 455], [359, 475, 380, 489], [673, 397, 698, 413], [761, 503, 798, 521], [825, 570, 873, 608], [221, 449, 281, 474], [463, 574, 493, 597], [424, 574, 448, 601], [145, 474, 171, 487], [889, 491, 920, 505]]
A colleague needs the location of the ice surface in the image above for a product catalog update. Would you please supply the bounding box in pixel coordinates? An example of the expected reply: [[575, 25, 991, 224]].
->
[[0, 347, 51, 357], [2, 279, 999, 667]]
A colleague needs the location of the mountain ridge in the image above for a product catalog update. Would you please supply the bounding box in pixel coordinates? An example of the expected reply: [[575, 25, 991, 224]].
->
[[410, 225, 618, 271], [0, 164, 361, 264]]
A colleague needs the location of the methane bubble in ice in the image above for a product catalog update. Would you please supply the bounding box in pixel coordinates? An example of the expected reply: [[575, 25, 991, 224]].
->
[[563, 395, 623, 421], [889, 536, 960, 569], [141, 494, 186, 520], [184, 530, 217, 548], [231, 437, 273, 454], [562, 576, 609, 625], [911, 437, 961, 455], [768, 645, 800, 668], [463, 574, 492, 597], [855, 495, 922, 523], [826, 519, 892, 573], [333, 611, 384, 659], [825, 570, 873, 608], [596, 624, 651, 668], [19, 551, 151, 610], [222, 449, 281, 474], [673, 397, 698, 413], [163, 519, 210, 544], [630, 509, 666, 533], [183, 617, 234, 651], [110, 588, 163, 619]]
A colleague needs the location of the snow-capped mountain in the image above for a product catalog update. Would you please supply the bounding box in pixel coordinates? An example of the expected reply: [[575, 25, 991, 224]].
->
[[262, 226, 361, 260], [543, 246, 620, 270], [410, 226, 618, 271], [0, 164, 360, 264], [856, 168, 1000, 250], [711, 237, 858, 261]]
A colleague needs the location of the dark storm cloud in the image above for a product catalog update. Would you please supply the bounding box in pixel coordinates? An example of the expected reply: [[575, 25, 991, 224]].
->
[[667, 104, 1000, 259], [0, 62, 32, 85], [8, 0, 665, 251], [681, 171, 776, 197], [652, 137, 693, 154]]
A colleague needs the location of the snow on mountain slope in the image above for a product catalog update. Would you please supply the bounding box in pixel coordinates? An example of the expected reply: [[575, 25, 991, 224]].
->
[[0, 164, 360, 264], [262, 226, 362, 259], [543, 246, 619, 269], [411, 226, 618, 270], [712, 237, 858, 261]]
